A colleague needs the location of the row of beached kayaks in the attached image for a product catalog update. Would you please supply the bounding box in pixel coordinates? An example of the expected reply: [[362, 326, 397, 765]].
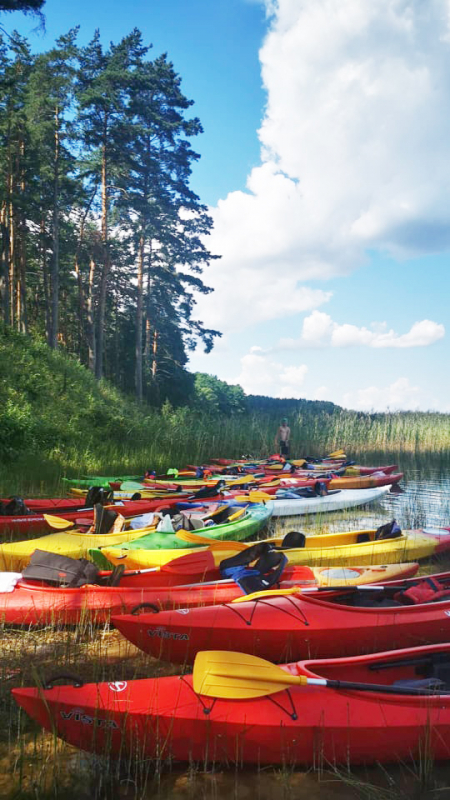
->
[[5, 451, 450, 767]]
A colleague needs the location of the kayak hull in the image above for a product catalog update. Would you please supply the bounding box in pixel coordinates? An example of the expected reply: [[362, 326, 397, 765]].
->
[[0, 563, 419, 626], [90, 503, 273, 569], [0, 497, 185, 536], [269, 486, 390, 516], [99, 526, 450, 569], [324, 473, 402, 489], [12, 643, 450, 766], [112, 571, 450, 664]]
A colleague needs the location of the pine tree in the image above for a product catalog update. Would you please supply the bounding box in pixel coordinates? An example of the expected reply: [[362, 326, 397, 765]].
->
[[24, 28, 78, 346], [0, 32, 34, 333], [122, 53, 220, 401], [76, 29, 149, 379]]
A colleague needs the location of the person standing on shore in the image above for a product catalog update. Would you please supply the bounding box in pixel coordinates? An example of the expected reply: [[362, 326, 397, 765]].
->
[[275, 418, 291, 458]]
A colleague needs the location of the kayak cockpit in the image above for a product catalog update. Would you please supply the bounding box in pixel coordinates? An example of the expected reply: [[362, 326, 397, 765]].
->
[[297, 644, 450, 691]]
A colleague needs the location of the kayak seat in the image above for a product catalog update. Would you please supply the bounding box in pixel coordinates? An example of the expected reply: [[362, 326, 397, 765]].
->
[[193, 481, 225, 499], [198, 505, 239, 525], [219, 542, 273, 573], [84, 487, 113, 508], [171, 513, 196, 531], [0, 497, 32, 516], [281, 531, 306, 549], [171, 511, 220, 531], [89, 504, 121, 535], [374, 520, 402, 540], [190, 517, 209, 530], [356, 533, 371, 543], [221, 550, 288, 594]]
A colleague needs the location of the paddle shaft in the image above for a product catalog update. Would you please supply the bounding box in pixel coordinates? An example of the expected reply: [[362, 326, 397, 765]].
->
[[210, 669, 449, 696]]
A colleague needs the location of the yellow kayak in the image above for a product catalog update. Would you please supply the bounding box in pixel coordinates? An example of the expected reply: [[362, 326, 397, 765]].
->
[[0, 521, 157, 572], [69, 488, 177, 499], [0, 502, 271, 572], [99, 526, 450, 569]]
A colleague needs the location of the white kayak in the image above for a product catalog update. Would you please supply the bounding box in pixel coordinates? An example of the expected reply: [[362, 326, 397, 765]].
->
[[269, 486, 391, 517]]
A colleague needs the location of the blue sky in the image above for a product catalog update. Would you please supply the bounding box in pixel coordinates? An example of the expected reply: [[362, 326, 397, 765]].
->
[[4, 0, 450, 412]]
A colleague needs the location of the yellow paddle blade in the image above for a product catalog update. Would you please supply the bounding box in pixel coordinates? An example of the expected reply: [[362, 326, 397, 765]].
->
[[290, 460, 306, 467], [193, 650, 307, 699], [43, 514, 75, 530], [174, 529, 248, 550], [226, 475, 259, 487], [227, 506, 247, 522], [233, 491, 272, 503], [231, 587, 302, 603], [328, 449, 345, 458], [204, 504, 230, 520]]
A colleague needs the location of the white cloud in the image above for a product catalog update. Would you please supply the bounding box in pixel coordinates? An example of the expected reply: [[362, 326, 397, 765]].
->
[[196, 0, 450, 332], [342, 377, 422, 412], [274, 311, 445, 349], [311, 385, 332, 401], [236, 352, 308, 396]]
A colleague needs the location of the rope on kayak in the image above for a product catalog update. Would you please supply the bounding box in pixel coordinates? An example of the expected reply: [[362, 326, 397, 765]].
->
[[223, 594, 309, 627], [265, 687, 298, 720], [179, 675, 218, 716]]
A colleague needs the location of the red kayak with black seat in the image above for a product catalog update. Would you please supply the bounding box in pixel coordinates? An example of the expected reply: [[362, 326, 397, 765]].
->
[[0, 541, 418, 625], [112, 571, 450, 664], [12, 642, 450, 766], [0, 492, 200, 536]]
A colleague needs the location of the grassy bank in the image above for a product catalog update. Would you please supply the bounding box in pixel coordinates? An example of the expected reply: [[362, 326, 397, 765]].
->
[[2, 326, 450, 495]]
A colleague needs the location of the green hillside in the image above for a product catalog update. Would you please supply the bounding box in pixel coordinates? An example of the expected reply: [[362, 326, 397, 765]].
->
[[1, 326, 450, 495]]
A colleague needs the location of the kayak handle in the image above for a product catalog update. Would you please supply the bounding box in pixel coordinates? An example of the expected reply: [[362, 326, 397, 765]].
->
[[43, 672, 84, 689], [131, 602, 160, 615]]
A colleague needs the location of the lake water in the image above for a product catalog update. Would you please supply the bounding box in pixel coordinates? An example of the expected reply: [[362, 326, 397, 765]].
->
[[2, 454, 450, 800]]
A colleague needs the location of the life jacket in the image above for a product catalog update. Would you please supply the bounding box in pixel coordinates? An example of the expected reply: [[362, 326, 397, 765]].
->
[[220, 542, 287, 594], [22, 549, 100, 588], [395, 576, 450, 605]]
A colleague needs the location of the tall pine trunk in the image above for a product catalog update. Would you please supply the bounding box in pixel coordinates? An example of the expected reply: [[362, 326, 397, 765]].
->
[[9, 188, 15, 328], [95, 129, 109, 380], [40, 218, 51, 341], [49, 105, 60, 349], [135, 233, 145, 402], [87, 256, 96, 372], [17, 139, 27, 334], [0, 207, 10, 324], [18, 237, 27, 333]]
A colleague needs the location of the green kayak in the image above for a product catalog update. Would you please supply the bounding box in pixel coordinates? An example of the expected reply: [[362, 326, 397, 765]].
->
[[62, 476, 145, 489], [82, 474, 144, 482], [89, 501, 273, 569]]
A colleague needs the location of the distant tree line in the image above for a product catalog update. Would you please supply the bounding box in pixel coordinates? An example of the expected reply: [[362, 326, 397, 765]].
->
[[0, 26, 220, 405]]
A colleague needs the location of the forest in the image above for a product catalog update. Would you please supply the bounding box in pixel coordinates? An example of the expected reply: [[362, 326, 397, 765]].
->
[[0, 23, 221, 407]]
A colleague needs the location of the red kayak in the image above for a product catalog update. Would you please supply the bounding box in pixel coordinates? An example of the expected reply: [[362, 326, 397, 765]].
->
[[0, 495, 189, 536], [260, 464, 399, 477], [13, 642, 450, 766], [257, 473, 403, 492], [0, 562, 419, 626], [112, 571, 450, 664]]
